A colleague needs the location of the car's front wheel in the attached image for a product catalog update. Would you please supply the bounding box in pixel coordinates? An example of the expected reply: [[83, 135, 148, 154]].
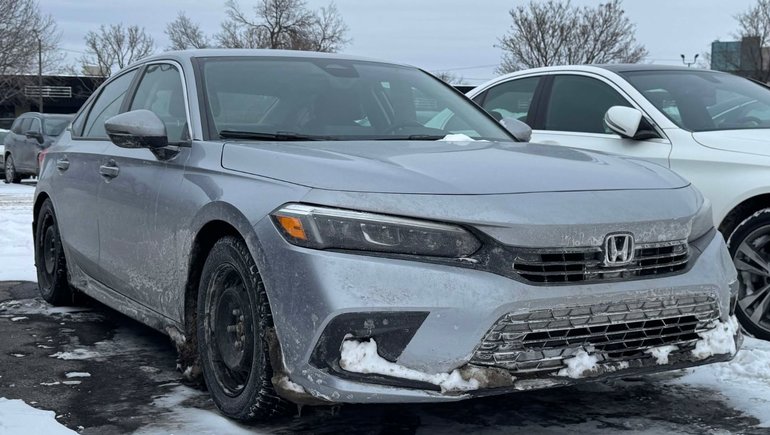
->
[[727, 208, 770, 340], [4, 155, 21, 184], [35, 198, 75, 305], [196, 236, 289, 421]]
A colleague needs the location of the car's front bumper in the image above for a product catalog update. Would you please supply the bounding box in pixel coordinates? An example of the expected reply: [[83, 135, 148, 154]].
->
[[255, 221, 739, 404]]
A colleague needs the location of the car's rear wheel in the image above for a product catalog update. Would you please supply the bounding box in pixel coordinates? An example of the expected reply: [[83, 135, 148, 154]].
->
[[35, 199, 74, 305], [727, 208, 770, 340], [5, 155, 21, 184], [197, 236, 290, 421]]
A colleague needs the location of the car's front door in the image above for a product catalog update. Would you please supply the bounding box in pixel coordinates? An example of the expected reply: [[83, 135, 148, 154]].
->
[[475, 73, 672, 168], [96, 61, 191, 318], [48, 68, 139, 279]]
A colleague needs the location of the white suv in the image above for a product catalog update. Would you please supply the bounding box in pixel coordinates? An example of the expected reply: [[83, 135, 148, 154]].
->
[[463, 65, 770, 340]]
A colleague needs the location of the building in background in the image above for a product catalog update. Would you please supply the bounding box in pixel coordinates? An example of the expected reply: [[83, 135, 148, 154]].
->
[[0, 75, 103, 129], [711, 37, 770, 83]]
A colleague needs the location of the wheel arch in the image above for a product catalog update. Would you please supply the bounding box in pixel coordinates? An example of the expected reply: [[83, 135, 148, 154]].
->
[[718, 192, 770, 239], [32, 190, 52, 245], [178, 201, 272, 374]]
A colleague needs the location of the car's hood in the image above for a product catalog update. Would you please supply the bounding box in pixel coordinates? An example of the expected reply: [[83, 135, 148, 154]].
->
[[221, 140, 688, 194], [692, 129, 770, 156]]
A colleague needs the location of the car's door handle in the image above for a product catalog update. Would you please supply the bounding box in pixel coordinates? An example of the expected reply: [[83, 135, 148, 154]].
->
[[99, 162, 120, 179], [56, 158, 69, 171]]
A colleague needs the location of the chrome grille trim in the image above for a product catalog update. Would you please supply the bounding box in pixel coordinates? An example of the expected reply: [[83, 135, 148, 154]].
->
[[511, 240, 689, 283], [472, 295, 719, 374]]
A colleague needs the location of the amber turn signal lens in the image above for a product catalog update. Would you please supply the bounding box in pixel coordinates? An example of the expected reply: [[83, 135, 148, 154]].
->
[[276, 215, 307, 240]]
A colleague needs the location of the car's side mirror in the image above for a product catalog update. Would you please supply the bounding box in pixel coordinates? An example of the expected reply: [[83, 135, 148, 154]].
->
[[500, 117, 532, 142], [604, 106, 644, 139], [25, 130, 43, 143], [105, 109, 168, 149]]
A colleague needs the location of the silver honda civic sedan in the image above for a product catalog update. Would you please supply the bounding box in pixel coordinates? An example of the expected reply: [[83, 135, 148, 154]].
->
[[34, 49, 740, 421]]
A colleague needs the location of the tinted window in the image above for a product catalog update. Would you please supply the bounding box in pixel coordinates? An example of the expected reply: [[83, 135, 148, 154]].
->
[[545, 75, 631, 134], [479, 77, 540, 123], [19, 118, 32, 134], [129, 63, 188, 143], [622, 70, 770, 132], [29, 118, 42, 134], [200, 58, 512, 141], [82, 70, 137, 138], [10, 118, 23, 134], [43, 118, 72, 136]]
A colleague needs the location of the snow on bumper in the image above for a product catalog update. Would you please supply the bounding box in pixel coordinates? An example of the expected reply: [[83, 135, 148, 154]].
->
[[256, 221, 739, 404]]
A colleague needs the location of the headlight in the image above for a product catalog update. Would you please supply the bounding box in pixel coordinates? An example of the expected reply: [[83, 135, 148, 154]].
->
[[689, 198, 713, 241], [271, 204, 481, 258]]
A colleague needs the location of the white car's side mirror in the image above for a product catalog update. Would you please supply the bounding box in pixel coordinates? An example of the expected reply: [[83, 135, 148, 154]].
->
[[500, 117, 532, 142], [604, 106, 643, 139]]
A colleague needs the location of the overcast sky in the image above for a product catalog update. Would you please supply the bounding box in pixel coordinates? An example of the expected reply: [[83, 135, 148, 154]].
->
[[39, 0, 757, 84]]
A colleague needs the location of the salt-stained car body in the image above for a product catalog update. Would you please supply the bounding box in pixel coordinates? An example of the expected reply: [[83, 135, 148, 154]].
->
[[465, 65, 770, 341], [34, 50, 740, 422]]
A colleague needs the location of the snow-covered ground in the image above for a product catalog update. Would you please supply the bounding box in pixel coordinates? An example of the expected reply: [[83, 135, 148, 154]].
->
[[1, 181, 770, 433], [0, 182, 36, 281]]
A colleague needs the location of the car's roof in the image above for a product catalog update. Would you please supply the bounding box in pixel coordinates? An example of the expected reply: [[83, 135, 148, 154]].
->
[[140, 49, 413, 69], [597, 64, 717, 74]]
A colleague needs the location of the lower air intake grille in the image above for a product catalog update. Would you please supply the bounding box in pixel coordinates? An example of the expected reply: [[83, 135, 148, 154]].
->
[[471, 295, 719, 374]]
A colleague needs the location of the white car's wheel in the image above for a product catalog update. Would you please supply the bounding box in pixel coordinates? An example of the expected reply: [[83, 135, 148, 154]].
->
[[727, 208, 770, 340]]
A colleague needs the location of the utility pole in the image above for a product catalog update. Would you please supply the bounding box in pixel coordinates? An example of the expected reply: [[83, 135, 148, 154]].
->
[[37, 35, 43, 113], [681, 53, 699, 68]]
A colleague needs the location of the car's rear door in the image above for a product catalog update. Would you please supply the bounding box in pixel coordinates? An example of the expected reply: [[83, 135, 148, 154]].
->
[[474, 73, 672, 168], [6, 117, 30, 172], [96, 61, 191, 318], [47, 69, 139, 279], [19, 117, 43, 173]]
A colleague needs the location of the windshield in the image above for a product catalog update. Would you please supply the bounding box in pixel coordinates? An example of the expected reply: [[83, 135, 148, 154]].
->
[[621, 70, 770, 132], [199, 57, 513, 141], [43, 117, 72, 136]]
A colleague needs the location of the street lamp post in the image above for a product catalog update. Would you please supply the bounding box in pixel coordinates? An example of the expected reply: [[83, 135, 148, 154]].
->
[[681, 53, 699, 68], [37, 35, 43, 113]]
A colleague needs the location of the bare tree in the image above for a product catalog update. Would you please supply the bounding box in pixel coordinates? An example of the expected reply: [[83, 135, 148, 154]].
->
[[166, 12, 210, 50], [0, 0, 62, 107], [734, 0, 770, 82], [81, 24, 155, 77], [216, 0, 349, 52], [497, 0, 647, 73], [432, 71, 466, 85]]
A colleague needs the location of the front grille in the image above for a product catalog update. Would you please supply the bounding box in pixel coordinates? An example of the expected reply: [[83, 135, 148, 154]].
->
[[471, 295, 719, 374], [511, 240, 689, 283]]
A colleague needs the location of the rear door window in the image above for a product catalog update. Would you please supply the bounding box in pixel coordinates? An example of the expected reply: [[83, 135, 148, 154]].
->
[[477, 77, 541, 124]]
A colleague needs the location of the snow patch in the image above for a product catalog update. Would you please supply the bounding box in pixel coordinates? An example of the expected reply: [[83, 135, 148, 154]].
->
[[692, 316, 739, 359], [557, 347, 599, 379], [339, 338, 479, 392], [65, 372, 91, 378], [439, 133, 475, 142], [0, 183, 36, 281], [0, 398, 77, 435], [10, 316, 28, 321], [645, 345, 678, 365]]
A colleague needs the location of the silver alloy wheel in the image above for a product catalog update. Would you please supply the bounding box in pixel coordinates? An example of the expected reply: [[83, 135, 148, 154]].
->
[[733, 226, 770, 336]]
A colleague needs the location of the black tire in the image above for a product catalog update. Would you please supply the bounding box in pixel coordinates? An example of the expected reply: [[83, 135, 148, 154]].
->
[[727, 208, 770, 340], [5, 155, 21, 184], [35, 198, 74, 305], [197, 236, 290, 421]]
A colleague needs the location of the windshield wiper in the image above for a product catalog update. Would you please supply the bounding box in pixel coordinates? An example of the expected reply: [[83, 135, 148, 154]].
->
[[372, 135, 448, 141], [219, 130, 333, 141]]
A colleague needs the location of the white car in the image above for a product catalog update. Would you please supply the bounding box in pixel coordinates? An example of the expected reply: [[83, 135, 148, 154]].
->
[[459, 65, 770, 340]]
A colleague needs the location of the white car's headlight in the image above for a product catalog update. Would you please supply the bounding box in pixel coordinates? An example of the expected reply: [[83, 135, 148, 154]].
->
[[689, 198, 714, 241], [271, 204, 481, 258]]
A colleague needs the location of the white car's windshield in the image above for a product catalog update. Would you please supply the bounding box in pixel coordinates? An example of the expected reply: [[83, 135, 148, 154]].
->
[[199, 57, 513, 142], [622, 70, 770, 132]]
